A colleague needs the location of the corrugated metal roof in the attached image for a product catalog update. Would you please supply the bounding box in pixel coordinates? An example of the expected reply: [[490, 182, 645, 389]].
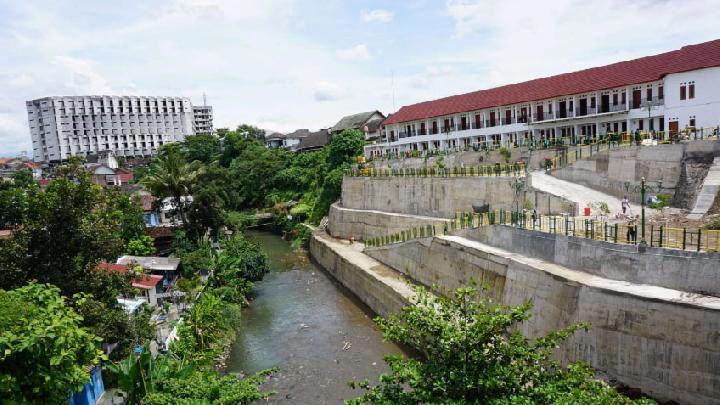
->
[[385, 38, 720, 125]]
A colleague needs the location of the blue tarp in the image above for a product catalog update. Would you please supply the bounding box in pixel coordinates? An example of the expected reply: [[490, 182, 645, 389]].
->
[[70, 366, 104, 405]]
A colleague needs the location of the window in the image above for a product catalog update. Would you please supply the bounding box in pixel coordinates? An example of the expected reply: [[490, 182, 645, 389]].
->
[[689, 116, 696, 127], [646, 88, 652, 101], [612, 94, 618, 105], [621, 92, 626, 105], [569, 100, 573, 111], [689, 82, 695, 99], [659, 86, 664, 99], [680, 84, 686, 100], [590, 97, 596, 109]]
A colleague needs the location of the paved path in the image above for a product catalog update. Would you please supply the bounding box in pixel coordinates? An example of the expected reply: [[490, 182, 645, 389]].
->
[[530, 171, 655, 218], [688, 157, 720, 219]]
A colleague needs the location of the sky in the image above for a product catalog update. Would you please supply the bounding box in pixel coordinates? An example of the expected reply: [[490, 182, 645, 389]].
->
[[1, 0, 720, 156]]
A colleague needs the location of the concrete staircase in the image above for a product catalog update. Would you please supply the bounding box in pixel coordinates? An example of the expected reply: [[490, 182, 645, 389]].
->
[[687, 156, 720, 219]]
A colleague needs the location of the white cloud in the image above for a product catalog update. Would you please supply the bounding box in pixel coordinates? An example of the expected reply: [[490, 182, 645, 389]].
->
[[7, 73, 35, 88], [336, 44, 372, 61], [362, 9, 393, 23], [314, 80, 348, 102]]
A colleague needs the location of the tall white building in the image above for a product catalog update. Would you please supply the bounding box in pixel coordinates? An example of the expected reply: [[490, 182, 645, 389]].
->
[[368, 39, 720, 158], [192, 105, 214, 135], [26, 95, 212, 164]]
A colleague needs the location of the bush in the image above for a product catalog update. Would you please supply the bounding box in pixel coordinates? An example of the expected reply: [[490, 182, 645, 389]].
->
[[126, 235, 157, 256], [226, 211, 258, 232]]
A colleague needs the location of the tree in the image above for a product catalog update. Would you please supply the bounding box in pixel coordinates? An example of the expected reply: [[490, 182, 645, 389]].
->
[[10, 169, 33, 187], [0, 283, 104, 403], [181, 134, 221, 164], [141, 152, 203, 226], [327, 129, 365, 168], [126, 235, 157, 256], [347, 285, 655, 404], [236, 124, 266, 141]]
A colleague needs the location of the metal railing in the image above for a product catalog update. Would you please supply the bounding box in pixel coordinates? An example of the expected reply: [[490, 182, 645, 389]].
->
[[347, 163, 526, 178]]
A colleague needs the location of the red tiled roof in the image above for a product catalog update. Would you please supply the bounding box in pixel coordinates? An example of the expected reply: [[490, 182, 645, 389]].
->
[[0, 229, 13, 239], [96, 262, 163, 289], [0, 158, 16, 165], [385, 39, 720, 125]]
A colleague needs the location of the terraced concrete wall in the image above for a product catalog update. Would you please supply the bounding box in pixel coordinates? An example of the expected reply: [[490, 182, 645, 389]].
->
[[363, 236, 720, 404], [552, 141, 720, 204], [341, 177, 577, 217], [461, 225, 720, 297], [328, 203, 450, 241]]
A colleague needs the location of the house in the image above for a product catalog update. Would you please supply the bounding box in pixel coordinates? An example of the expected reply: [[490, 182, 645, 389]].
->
[[0, 158, 43, 181], [116, 255, 181, 292], [329, 110, 386, 137], [265, 132, 286, 148], [264, 129, 312, 150], [374, 38, 720, 156], [85, 164, 122, 186], [296, 129, 331, 152], [97, 262, 164, 307]]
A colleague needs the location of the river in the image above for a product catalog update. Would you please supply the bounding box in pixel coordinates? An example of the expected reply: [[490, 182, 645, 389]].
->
[[226, 230, 404, 404]]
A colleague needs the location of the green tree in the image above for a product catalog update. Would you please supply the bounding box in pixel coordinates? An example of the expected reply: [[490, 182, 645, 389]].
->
[[348, 285, 654, 404], [181, 134, 221, 164], [236, 124, 266, 141], [126, 235, 157, 256], [141, 152, 203, 226], [327, 128, 365, 168], [0, 283, 104, 403], [10, 168, 34, 187]]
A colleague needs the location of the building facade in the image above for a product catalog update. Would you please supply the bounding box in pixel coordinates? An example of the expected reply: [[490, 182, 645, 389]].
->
[[369, 39, 720, 158], [192, 105, 214, 135], [26, 95, 209, 164]]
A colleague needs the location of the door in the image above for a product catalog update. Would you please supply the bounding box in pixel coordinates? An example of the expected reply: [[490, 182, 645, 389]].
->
[[461, 116, 467, 130], [558, 101, 566, 118], [579, 99, 587, 116], [489, 112, 496, 127], [632, 90, 641, 109], [520, 107, 527, 123], [432, 121, 438, 134], [420, 122, 426, 135], [669, 120, 678, 134], [601, 94, 610, 113], [535, 105, 543, 121], [505, 110, 511, 125], [444, 119, 450, 132], [474, 114, 481, 129]]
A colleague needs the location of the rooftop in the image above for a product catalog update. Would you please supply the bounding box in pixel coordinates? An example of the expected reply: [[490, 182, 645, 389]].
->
[[384, 38, 720, 125], [116, 256, 181, 272], [331, 111, 384, 133]]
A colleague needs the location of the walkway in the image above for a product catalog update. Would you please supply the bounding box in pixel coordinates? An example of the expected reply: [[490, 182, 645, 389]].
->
[[688, 156, 720, 219], [530, 171, 655, 218]]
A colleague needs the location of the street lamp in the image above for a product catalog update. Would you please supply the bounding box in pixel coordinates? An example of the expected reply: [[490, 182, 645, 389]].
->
[[640, 177, 647, 246]]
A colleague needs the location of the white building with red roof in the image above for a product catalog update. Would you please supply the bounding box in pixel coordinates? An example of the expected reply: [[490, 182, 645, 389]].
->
[[371, 39, 720, 156]]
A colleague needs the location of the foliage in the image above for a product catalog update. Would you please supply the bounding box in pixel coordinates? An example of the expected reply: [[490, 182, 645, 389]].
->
[[227, 210, 258, 231], [236, 124, 266, 141], [126, 235, 157, 256], [142, 369, 275, 405], [0, 165, 145, 354], [648, 193, 672, 209], [141, 152, 203, 226], [347, 285, 654, 404], [10, 169, 34, 187], [177, 241, 213, 277], [327, 129, 365, 168], [0, 283, 104, 403], [209, 234, 269, 303], [499, 146, 511, 162], [171, 291, 241, 365]]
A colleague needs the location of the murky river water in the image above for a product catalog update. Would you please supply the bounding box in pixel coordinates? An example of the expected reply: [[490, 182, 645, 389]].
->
[[226, 230, 404, 404]]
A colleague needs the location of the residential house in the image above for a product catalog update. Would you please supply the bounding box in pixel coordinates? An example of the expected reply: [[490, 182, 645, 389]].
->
[[329, 110, 386, 137], [116, 255, 181, 294], [97, 262, 164, 307], [296, 129, 331, 152]]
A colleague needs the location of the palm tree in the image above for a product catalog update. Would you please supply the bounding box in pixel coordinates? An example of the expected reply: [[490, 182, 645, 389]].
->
[[141, 153, 203, 227]]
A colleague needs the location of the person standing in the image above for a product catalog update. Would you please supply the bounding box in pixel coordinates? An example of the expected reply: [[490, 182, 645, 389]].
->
[[621, 196, 630, 215]]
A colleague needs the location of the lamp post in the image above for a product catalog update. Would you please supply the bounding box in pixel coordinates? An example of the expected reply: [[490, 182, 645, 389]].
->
[[639, 177, 647, 246]]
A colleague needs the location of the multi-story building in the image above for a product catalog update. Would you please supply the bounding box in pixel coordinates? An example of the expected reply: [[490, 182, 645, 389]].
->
[[192, 105, 214, 135], [26, 95, 208, 164], [370, 39, 720, 158]]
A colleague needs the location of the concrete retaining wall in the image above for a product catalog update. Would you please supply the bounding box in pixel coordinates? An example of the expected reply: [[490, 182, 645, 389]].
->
[[309, 231, 414, 319], [461, 225, 720, 297], [552, 141, 720, 204], [328, 203, 450, 241], [342, 176, 577, 217], [364, 235, 720, 404]]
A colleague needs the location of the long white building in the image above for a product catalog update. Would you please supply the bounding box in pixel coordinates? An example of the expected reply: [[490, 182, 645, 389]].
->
[[368, 39, 720, 158], [27, 95, 213, 164]]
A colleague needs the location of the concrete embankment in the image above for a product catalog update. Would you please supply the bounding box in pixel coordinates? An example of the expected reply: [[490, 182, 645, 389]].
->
[[309, 230, 415, 318], [328, 203, 450, 241], [362, 234, 720, 404], [551, 141, 720, 205], [460, 224, 720, 297], [342, 176, 577, 217]]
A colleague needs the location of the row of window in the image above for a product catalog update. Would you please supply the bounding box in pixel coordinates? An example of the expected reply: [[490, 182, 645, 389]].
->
[[679, 82, 696, 100]]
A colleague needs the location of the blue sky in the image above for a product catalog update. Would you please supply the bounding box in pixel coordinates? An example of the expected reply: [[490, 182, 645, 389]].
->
[[1, 0, 720, 156]]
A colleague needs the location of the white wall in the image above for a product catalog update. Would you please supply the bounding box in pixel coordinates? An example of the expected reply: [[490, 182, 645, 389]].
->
[[664, 67, 720, 129]]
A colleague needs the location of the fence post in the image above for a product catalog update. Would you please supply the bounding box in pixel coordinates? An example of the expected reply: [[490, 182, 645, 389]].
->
[[659, 226, 663, 248], [682, 228, 687, 250], [614, 223, 618, 243], [650, 225, 654, 247], [698, 229, 702, 252]]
